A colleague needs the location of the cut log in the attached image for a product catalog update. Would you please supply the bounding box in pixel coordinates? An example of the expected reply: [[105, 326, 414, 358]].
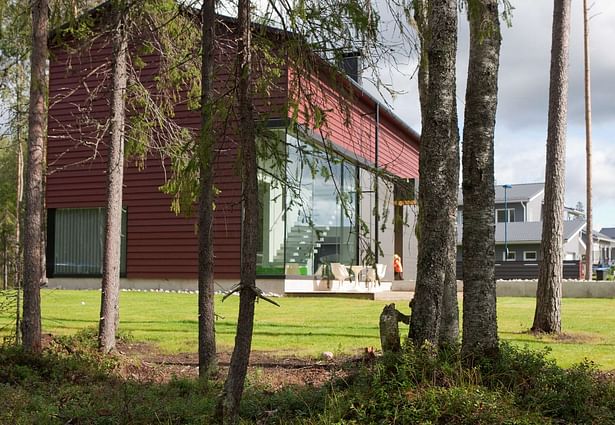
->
[[379, 303, 410, 353]]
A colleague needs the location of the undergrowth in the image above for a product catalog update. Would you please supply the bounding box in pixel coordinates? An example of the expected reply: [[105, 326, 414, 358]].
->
[[0, 329, 217, 424], [1, 332, 614, 424], [332, 342, 615, 425]]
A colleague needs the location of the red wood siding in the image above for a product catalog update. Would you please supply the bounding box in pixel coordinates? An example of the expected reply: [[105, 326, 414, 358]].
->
[[287, 64, 419, 178], [47, 25, 289, 280], [46, 18, 417, 281]]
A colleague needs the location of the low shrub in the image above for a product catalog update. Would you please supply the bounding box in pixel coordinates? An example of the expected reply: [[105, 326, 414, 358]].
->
[[335, 341, 615, 425], [481, 342, 615, 424]]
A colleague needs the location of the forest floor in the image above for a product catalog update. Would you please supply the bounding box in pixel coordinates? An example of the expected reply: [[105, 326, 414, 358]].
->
[[2, 332, 613, 424], [113, 339, 355, 388]]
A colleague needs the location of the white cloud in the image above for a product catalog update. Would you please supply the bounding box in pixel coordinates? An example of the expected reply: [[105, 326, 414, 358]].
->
[[370, 0, 615, 228]]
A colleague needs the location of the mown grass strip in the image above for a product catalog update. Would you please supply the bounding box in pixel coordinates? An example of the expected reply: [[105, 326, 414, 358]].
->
[[1, 289, 614, 368]]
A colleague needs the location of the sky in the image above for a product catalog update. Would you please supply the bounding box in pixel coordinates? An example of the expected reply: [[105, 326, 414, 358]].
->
[[366, 1, 615, 230]]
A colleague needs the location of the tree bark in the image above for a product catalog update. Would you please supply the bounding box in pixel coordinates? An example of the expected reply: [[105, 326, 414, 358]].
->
[[99, 6, 128, 353], [439, 81, 461, 348], [216, 0, 258, 422], [22, 0, 49, 353], [439, 220, 459, 346], [414, 0, 429, 130], [2, 234, 7, 290], [461, 0, 502, 361], [409, 0, 458, 348], [16, 61, 25, 294], [197, 0, 218, 378], [533, 0, 571, 334], [379, 303, 410, 353], [583, 0, 592, 281]]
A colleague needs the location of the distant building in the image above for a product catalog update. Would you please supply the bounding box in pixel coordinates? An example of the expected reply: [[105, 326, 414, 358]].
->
[[456, 182, 614, 264]]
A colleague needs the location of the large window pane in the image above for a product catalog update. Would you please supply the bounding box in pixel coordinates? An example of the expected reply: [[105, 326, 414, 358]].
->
[[285, 136, 316, 275], [339, 161, 357, 265], [257, 130, 286, 275], [53, 208, 126, 276], [285, 133, 358, 275]]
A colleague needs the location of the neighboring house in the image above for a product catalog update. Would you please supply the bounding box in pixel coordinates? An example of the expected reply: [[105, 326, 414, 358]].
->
[[45, 8, 420, 292], [456, 182, 604, 264], [600, 228, 615, 239], [590, 229, 615, 266], [457, 182, 546, 228]]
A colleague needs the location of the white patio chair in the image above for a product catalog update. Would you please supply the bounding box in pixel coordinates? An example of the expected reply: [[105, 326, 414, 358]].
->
[[330, 263, 352, 290], [365, 263, 387, 289]]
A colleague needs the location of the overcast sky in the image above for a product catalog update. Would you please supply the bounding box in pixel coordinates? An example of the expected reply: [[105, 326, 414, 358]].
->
[[368, 1, 615, 230]]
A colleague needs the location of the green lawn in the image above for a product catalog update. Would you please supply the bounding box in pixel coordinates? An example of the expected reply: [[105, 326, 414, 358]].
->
[[2, 289, 615, 369]]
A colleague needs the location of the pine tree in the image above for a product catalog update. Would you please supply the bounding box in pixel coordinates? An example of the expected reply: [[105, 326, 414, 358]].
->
[[532, 0, 572, 334]]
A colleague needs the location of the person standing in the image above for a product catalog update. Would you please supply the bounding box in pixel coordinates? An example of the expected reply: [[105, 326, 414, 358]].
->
[[393, 254, 403, 280]]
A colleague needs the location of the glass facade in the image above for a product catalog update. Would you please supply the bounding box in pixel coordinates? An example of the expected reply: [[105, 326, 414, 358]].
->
[[256, 135, 286, 275], [256, 131, 358, 276]]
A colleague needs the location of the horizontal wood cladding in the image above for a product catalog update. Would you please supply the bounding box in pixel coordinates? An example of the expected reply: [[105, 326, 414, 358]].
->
[[288, 65, 419, 179], [46, 21, 288, 280], [47, 16, 418, 282]]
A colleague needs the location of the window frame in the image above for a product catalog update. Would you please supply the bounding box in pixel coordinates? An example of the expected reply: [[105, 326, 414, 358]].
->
[[496, 208, 515, 223], [524, 251, 538, 261], [503, 250, 516, 261]]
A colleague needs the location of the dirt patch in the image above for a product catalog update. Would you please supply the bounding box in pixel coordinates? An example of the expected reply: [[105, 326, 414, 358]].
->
[[519, 329, 602, 345], [552, 332, 602, 344], [114, 341, 361, 389]]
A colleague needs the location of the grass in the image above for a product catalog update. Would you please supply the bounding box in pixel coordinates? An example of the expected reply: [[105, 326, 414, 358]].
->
[[2, 289, 615, 368]]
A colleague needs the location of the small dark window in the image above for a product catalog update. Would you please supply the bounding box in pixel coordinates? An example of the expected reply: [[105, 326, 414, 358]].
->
[[496, 209, 515, 223], [524, 251, 537, 261]]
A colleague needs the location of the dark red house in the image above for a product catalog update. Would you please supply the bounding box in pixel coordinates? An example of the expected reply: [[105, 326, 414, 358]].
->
[[46, 11, 420, 293]]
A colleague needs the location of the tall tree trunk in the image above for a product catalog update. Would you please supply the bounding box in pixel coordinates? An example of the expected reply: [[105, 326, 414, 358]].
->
[[15, 61, 25, 343], [439, 76, 461, 347], [2, 233, 7, 290], [15, 110, 24, 344], [216, 0, 258, 421], [532, 0, 571, 334], [439, 169, 459, 345], [461, 0, 501, 361], [583, 0, 592, 281], [414, 0, 460, 347], [22, 0, 49, 353], [414, 0, 429, 130], [99, 6, 128, 353], [197, 0, 218, 378], [409, 0, 458, 347]]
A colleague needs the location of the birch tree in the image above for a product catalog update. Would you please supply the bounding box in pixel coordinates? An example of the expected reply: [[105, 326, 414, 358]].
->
[[461, 0, 501, 361], [409, 0, 458, 347], [411, 0, 459, 348]]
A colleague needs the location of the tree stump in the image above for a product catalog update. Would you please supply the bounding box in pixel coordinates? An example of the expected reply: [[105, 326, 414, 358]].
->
[[379, 303, 410, 353]]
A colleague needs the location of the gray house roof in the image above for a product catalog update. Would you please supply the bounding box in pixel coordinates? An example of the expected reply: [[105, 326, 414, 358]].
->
[[600, 228, 615, 239], [456, 219, 586, 245], [591, 230, 615, 243], [458, 182, 544, 206]]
